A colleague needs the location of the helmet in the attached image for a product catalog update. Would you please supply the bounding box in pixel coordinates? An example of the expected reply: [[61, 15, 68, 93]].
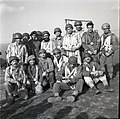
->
[[42, 31, 50, 36], [36, 31, 42, 36], [86, 21, 94, 27], [74, 21, 82, 26], [39, 49, 46, 54], [54, 27, 62, 34], [68, 56, 77, 65], [65, 24, 73, 30], [30, 31, 37, 36], [27, 55, 36, 62], [53, 48, 61, 55], [9, 56, 19, 63], [14, 33, 23, 39], [84, 53, 91, 59], [101, 23, 110, 30], [23, 33, 30, 39]]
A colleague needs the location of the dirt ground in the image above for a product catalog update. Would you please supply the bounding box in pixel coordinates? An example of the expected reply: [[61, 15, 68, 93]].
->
[[0, 63, 119, 119]]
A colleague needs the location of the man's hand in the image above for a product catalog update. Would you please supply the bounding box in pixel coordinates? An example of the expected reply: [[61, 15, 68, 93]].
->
[[42, 71, 47, 77], [99, 71, 104, 76]]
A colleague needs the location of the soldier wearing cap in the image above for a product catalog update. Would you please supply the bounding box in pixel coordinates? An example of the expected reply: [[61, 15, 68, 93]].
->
[[38, 49, 55, 90], [4, 56, 27, 106], [29, 31, 41, 57], [100, 23, 118, 79], [47, 56, 84, 103], [63, 24, 82, 64], [82, 21, 100, 63], [6, 33, 28, 64]]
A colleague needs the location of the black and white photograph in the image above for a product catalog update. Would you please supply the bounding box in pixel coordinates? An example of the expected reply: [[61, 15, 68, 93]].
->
[[0, 0, 119, 119]]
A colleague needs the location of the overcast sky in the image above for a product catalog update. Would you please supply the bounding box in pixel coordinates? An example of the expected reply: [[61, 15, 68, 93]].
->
[[0, 0, 119, 44]]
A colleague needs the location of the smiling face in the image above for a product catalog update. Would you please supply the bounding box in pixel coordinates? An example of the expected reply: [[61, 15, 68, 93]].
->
[[11, 59, 18, 67], [75, 25, 82, 31], [29, 59, 35, 66], [103, 28, 110, 34], [54, 52, 61, 60], [55, 31, 61, 37], [84, 57, 91, 63], [39, 52, 46, 58], [66, 27, 73, 34], [15, 38, 22, 44], [87, 25, 93, 33]]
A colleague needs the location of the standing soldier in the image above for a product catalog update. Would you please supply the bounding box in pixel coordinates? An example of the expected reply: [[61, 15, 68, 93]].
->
[[82, 21, 100, 63], [41, 31, 56, 59], [29, 31, 41, 57], [53, 27, 63, 49], [63, 24, 82, 64], [100, 23, 118, 80], [74, 20, 84, 62], [6, 33, 28, 64], [22, 33, 31, 56]]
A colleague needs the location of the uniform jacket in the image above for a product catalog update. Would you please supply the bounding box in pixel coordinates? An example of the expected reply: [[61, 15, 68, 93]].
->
[[82, 31, 100, 53], [100, 32, 118, 56], [54, 55, 68, 80], [52, 36, 63, 49], [63, 33, 82, 64], [64, 63, 83, 83], [5, 65, 26, 83], [6, 42, 28, 63], [38, 57, 54, 73], [27, 64, 39, 81], [41, 39, 56, 55]]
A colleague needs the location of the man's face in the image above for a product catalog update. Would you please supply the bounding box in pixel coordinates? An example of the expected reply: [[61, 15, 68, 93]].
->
[[22, 36, 29, 43], [66, 27, 73, 34], [55, 32, 61, 37], [43, 34, 49, 41], [29, 59, 35, 66], [103, 28, 110, 34], [31, 34, 37, 40], [54, 52, 61, 60], [84, 57, 91, 63], [15, 38, 21, 44], [87, 25, 93, 33], [11, 60, 18, 67], [39, 52, 46, 58], [75, 25, 82, 31]]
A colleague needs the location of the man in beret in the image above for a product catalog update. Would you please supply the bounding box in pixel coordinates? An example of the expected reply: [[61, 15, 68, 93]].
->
[[63, 24, 82, 64], [4, 56, 27, 106], [47, 56, 84, 103]]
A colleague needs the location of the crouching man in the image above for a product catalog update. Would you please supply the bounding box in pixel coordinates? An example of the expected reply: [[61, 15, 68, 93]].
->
[[4, 56, 28, 106], [48, 56, 84, 102]]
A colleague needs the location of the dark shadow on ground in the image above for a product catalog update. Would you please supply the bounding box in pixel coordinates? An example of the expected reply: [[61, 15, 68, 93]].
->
[[75, 112, 89, 119], [113, 63, 119, 78], [10, 99, 53, 119], [53, 106, 72, 119], [95, 116, 108, 119], [0, 98, 33, 119]]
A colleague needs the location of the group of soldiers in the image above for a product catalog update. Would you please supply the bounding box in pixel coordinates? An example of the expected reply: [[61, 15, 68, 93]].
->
[[4, 21, 118, 105]]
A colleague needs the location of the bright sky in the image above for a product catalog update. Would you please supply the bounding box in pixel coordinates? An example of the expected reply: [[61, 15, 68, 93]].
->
[[0, 0, 119, 44]]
